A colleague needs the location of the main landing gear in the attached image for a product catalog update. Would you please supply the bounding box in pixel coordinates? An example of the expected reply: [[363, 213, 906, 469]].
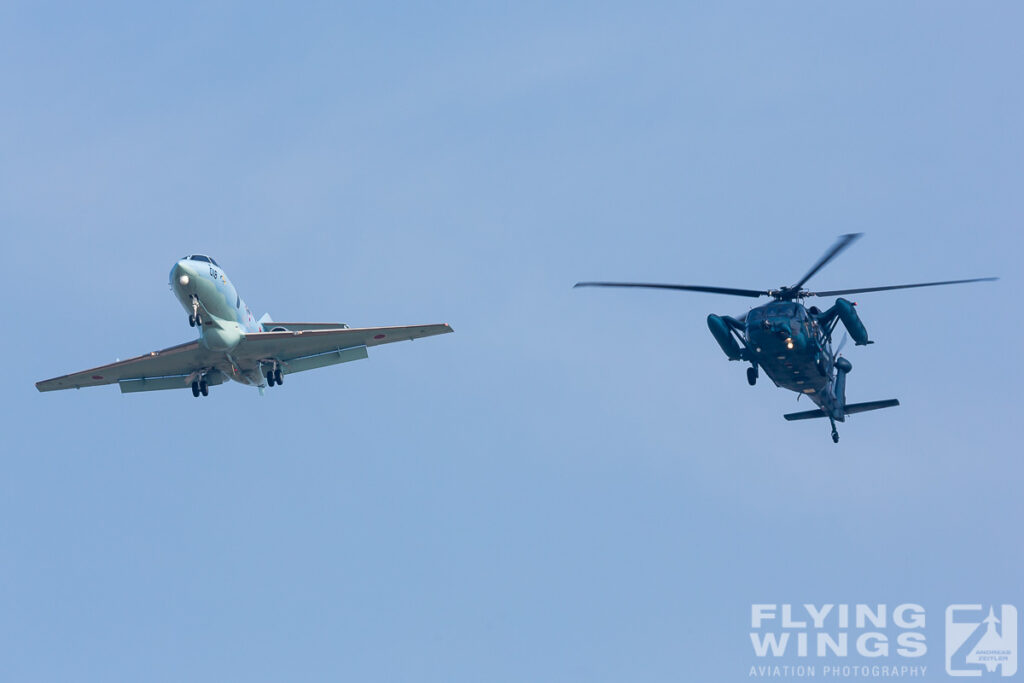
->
[[265, 365, 283, 387], [188, 295, 202, 328], [191, 378, 209, 398], [829, 416, 839, 443], [747, 364, 758, 386]]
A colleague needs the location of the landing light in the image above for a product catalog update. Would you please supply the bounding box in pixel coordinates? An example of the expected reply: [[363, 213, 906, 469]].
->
[[785, 337, 794, 349], [179, 274, 190, 286]]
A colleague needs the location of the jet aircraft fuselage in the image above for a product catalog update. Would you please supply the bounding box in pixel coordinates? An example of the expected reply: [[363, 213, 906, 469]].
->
[[169, 254, 266, 388], [36, 254, 453, 396], [171, 255, 261, 341]]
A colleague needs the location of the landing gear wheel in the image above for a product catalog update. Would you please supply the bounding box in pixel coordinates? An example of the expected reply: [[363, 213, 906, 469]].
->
[[199, 380, 209, 396], [191, 381, 200, 397], [266, 370, 275, 387], [274, 368, 283, 385], [746, 366, 757, 386], [188, 314, 196, 327], [831, 430, 840, 443]]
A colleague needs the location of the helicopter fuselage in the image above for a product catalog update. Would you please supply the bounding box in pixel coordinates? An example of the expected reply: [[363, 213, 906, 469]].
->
[[744, 301, 838, 413], [577, 232, 994, 441]]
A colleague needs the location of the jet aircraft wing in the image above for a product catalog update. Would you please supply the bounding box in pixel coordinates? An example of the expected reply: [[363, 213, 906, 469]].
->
[[36, 323, 453, 392], [36, 341, 221, 392], [235, 323, 453, 365]]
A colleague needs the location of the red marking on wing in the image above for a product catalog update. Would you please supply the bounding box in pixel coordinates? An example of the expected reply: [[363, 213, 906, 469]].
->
[[374, 334, 385, 340], [91, 375, 103, 380]]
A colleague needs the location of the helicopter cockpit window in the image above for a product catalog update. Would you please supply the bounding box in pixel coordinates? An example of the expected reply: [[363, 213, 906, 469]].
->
[[763, 303, 798, 317]]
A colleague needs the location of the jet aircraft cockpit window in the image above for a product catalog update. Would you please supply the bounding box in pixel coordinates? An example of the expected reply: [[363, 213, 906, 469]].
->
[[187, 254, 219, 267]]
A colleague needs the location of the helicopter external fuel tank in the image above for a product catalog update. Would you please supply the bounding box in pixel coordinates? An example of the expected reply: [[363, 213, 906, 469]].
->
[[831, 298, 871, 346], [707, 314, 742, 360]]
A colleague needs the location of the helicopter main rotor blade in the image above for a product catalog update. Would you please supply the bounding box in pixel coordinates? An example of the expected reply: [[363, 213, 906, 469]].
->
[[573, 282, 767, 298], [808, 277, 998, 297], [790, 233, 863, 291]]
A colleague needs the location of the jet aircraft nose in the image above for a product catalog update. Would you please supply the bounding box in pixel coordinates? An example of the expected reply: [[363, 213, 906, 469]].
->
[[170, 260, 197, 289]]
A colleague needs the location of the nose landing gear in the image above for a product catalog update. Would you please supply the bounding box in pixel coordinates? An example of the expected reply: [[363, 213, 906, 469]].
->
[[188, 295, 202, 328], [746, 365, 758, 386]]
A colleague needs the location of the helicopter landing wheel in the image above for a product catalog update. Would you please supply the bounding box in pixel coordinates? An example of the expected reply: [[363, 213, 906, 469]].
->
[[746, 366, 757, 386]]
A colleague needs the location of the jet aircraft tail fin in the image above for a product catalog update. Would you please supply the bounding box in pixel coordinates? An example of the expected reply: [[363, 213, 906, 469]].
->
[[784, 399, 899, 421]]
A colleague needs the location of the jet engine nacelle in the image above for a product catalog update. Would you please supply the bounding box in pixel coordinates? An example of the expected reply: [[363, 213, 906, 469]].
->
[[834, 298, 871, 346], [707, 314, 742, 360]]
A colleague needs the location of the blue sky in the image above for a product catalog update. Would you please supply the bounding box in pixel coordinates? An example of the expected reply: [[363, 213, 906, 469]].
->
[[2, 2, 1021, 681]]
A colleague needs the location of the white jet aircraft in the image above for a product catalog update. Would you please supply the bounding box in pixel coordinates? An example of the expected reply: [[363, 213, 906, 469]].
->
[[37, 254, 453, 397]]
